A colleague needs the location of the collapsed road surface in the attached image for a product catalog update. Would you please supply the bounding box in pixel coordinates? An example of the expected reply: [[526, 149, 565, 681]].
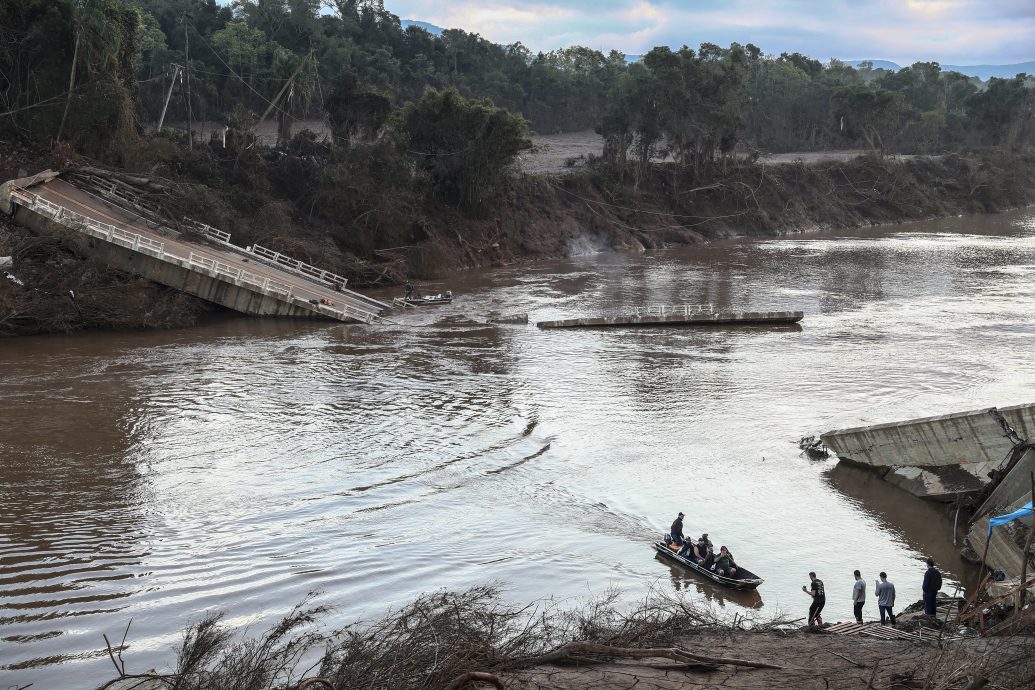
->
[[1, 171, 391, 323]]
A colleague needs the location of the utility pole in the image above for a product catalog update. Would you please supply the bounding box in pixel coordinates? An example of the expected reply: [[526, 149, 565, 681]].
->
[[183, 14, 192, 149], [156, 64, 182, 131], [257, 55, 309, 127]]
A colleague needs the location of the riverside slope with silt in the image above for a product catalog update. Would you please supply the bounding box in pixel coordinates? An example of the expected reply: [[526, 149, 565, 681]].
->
[[3, 207, 1035, 687]]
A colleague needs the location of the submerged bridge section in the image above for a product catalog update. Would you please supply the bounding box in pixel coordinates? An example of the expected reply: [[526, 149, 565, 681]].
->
[[5, 175, 390, 323]]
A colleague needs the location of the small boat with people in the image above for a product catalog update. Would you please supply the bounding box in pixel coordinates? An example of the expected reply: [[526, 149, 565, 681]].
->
[[654, 514, 764, 590], [653, 538, 764, 590], [398, 280, 454, 306], [401, 291, 453, 305]]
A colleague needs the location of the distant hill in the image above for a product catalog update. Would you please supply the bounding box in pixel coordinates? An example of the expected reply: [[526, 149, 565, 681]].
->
[[398, 25, 1032, 79], [941, 61, 1035, 79], [843, 58, 1035, 79], [842, 59, 901, 71], [401, 20, 444, 36]]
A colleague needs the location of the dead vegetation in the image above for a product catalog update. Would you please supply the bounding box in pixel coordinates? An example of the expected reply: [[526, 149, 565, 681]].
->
[[0, 216, 215, 337], [93, 584, 1035, 690]]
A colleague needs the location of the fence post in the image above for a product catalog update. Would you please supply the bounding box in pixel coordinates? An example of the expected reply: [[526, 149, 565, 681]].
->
[[132, 235, 140, 251]]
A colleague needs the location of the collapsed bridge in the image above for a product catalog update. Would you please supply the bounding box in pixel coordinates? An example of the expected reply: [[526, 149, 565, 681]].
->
[[1, 171, 391, 324]]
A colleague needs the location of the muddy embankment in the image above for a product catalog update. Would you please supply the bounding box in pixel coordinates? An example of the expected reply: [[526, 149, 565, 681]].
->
[[421, 150, 1035, 273], [3, 144, 1035, 337]]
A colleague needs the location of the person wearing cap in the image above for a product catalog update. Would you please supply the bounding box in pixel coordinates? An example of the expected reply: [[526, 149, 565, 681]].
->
[[670, 513, 685, 546], [713, 546, 738, 576]]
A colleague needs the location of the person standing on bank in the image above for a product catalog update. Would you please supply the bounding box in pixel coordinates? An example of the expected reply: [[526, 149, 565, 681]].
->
[[876, 572, 897, 625], [670, 512, 685, 546], [803, 572, 826, 627], [852, 570, 866, 623], [922, 558, 942, 615]]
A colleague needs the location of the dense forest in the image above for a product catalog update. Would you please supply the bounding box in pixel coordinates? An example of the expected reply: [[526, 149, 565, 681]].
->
[[3, 0, 1034, 163]]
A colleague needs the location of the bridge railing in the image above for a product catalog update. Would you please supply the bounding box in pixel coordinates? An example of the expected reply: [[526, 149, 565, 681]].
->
[[180, 217, 354, 293], [181, 217, 232, 244], [249, 244, 349, 289], [187, 252, 294, 298], [11, 187, 378, 323], [11, 188, 167, 258], [633, 304, 716, 317]]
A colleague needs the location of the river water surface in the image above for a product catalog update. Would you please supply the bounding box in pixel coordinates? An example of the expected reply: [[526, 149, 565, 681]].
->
[[3, 209, 1035, 687]]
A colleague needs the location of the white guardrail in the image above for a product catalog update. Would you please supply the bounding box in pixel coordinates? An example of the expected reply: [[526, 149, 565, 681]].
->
[[10, 188, 377, 324], [249, 244, 349, 289], [634, 304, 716, 317], [182, 216, 349, 290]]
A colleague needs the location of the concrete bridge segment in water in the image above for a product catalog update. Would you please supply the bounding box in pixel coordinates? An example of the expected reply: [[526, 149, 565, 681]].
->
[[3, 173, 391, 324]]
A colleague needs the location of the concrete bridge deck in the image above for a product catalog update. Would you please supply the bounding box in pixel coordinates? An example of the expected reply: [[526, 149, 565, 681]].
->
[[7, 176, 390, 323]]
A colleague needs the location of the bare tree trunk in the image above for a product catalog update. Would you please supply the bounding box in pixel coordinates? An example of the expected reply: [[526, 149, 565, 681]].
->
[[56, 28, 81, 142]]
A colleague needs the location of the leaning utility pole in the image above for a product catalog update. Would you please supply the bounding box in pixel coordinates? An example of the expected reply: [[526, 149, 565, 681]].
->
[[156, 64, 182, 131], [183, 14, 192, 149]]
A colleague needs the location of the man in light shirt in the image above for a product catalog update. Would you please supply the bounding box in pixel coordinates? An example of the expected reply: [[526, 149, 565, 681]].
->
[[852, 569, 866, 623], [876, 572, 897, 625]]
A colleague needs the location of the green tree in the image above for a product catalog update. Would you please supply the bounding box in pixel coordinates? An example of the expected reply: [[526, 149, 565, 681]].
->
[[398, 86, 532, 214]]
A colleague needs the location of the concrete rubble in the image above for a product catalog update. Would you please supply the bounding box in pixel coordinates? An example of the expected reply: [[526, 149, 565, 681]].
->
[[822, 403, 1035, 582]]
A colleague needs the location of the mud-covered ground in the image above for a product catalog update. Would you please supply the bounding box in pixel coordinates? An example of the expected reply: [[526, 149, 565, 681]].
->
[[512, 630, 1012, 690]]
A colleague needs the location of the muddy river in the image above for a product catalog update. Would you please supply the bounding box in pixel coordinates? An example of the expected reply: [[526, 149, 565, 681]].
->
[[3, 208, 1035, 686]]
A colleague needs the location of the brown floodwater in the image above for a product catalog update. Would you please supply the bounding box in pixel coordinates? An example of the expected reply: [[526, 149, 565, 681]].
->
[[3, 208, 1035, 687]]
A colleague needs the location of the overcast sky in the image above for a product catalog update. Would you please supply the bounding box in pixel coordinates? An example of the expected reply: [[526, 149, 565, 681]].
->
[[384, 0, 1035, 65]]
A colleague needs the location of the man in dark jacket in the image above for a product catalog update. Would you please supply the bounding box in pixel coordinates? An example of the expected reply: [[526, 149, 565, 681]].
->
[[922, 558, 942, 615], [670, 513, 685, 546]]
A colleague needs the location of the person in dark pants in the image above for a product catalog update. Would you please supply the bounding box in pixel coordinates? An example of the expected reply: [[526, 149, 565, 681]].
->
[[922, 558, 942, 615], [876, 572, 897, 625], [669, 512, 685, 546], [803, 571, 826, 627], [852, 569, 866, 623], [404, 281, 414, 299]]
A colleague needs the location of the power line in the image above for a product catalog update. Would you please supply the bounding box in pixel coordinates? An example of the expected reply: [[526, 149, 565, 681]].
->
[[183, 16, 292, 120]]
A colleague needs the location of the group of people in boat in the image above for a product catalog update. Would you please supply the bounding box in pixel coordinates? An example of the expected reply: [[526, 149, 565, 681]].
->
[[404, 281, 452, 301], [667, 512, 739, 577]]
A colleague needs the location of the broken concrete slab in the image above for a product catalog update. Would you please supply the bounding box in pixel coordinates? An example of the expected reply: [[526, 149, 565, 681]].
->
[[967, 505, 1030, 579], [883, 461, 1000, 501], [976, 447, 1035, 517], [821, 403, 1035, 469]]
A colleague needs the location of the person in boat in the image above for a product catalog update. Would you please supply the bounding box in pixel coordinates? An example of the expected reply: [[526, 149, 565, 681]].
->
[[712, 546, 737, 577], [669, 512, 685, 546], [697, 534, 714, 567], [404, 281, 414, 299], [676, 538, 702, 562]]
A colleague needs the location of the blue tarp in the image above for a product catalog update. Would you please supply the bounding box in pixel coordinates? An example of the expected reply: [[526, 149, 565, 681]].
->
[[988, 501, 1034, 535]]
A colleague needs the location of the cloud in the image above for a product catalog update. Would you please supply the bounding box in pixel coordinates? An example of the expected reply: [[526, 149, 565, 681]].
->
[[385, 0, 1035, 64]]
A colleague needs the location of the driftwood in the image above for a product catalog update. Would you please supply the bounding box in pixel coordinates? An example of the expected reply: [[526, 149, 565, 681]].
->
[[72, 166, 174, 193], [443, 671, 505, 690], [295, 678, 336, 690], [514, 640, 782, 670]]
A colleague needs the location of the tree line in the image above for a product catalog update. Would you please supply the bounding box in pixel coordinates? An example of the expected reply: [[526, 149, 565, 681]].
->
[[1, 0, 1033, 213]]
